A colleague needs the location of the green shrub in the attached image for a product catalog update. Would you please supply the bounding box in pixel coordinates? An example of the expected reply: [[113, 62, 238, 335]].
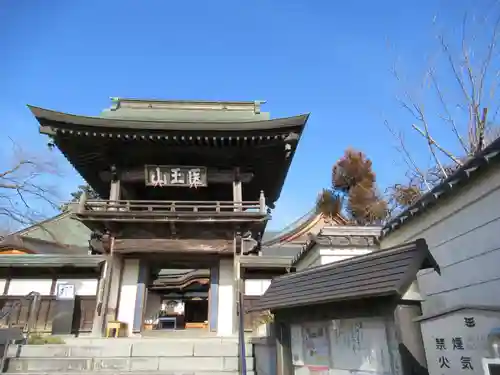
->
[[254, 310, 274, 328], [27, 334, 65, 345]]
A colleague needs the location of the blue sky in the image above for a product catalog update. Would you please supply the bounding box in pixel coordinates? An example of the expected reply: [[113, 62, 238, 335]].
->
[[0, 0, 498, 230]]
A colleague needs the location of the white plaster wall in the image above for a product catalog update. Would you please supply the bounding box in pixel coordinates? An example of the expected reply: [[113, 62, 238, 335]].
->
[[7, 279, 52, 295], [296, 247, 375, 271], [381, 162, 500, 316], [420, 308, 500, 375], [319, 248, 373, 265], [244, 279, 271, 296], [217, 258, 234, 336], [56, 279, 98, 296], [0, 279, 6, 294], [117, 259, 139, 336]]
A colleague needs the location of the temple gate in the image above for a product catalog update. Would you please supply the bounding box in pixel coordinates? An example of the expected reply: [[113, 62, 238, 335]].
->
[[30, 98, 308, 337]]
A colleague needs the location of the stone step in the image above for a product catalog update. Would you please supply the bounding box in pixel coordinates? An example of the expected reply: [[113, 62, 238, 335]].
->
[[5, 372, 255, 375], [5, 356, 255, 373], [7, 342, 253, 358], [61, 337, 249, 345]]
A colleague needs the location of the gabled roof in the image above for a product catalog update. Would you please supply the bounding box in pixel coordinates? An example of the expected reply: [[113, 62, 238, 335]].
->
[[259, 211, 347, 259], [13, 211, 70, 236], [11, 204, 91, 248], [0, 254, 104, 268], [262, 210, 346, 247], [382, 136, 500, 238], [30, 102, 310, 206], [251, 238, 439, 312], [291, 225, 381, 265], [30, 105, 309, 133], [0, 235, 89, 255]]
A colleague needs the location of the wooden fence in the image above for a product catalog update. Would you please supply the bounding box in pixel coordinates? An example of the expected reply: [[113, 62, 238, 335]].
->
[[0, 296, 96, 334]]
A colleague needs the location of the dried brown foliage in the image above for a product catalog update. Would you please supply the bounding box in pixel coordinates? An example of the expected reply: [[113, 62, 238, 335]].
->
[[317, 148, 388, 225], [388, 184, 422, 208], [316, 189, 342, 217]]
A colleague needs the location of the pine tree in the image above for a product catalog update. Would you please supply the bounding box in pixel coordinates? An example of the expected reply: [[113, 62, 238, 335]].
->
[[69, 184, 100, 202], [60, 184, 100, 211]]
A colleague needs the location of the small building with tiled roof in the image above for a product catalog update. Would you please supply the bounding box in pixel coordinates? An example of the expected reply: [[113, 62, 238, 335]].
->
[[251, 239, 440, 375]]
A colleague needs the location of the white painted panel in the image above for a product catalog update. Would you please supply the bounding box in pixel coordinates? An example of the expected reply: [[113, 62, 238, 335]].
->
[[56, 279, 98, 296], [244, 280, 262, 296], [297, 248, 374, 270], [420, 309, 500, 375], [217, 258, 234, 336], [8, 279, 52, 295], [319, 249, 372, 266], [244, 279, 272, 296], [321, 255, 354, 264], [289, 318, 399, 375], [0, 279, 7, 295], [319, 248, 373, 257], [262, 279, 271, 293], [329, 318, 393, 374], [117, 259, 139, 336]]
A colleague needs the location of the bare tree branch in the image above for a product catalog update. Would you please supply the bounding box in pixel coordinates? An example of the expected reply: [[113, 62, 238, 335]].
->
[[0, 139, 63, 236], [386, 6, 500, 215], [428, 69, 469, 153]]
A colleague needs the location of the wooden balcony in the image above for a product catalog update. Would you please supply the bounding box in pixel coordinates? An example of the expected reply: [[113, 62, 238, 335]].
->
[[75, 193, 268, 224]]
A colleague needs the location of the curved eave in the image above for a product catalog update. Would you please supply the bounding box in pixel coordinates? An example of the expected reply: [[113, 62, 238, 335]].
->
[[28, 105, 309, 134], [263, 211, 346, 247]]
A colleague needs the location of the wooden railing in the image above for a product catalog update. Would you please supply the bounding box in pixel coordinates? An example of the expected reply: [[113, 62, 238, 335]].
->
[[78, 191, 267, 216]]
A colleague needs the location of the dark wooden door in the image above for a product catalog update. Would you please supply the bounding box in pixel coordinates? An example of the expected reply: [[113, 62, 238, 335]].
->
[[72, 296, 96, 333]]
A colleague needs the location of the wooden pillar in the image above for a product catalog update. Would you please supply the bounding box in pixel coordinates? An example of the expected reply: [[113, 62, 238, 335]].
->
[[394, 303, 428, 374], [233, 234, 241, 335], [276, 320, 294, 375], [77, 190, 87, 214], [91, 262, 108, 336], [132, 260, 149, 333], [233, 167, 242, 211], [232, 167, 242, 336], [259, 190, 266, 215], [209, 265, 219, 332], [92, 168, 121, 337]]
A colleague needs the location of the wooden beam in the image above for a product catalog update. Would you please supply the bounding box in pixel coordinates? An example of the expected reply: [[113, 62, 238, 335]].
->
[[98, 168, 255, 184]]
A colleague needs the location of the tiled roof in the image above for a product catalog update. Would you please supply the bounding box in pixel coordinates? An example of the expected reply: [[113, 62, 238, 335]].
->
[[0, 235, 89, 255], [382, 136, 500, 238], [251, 238, 439, 312], [291, 226, 381, 265], [0, 254, 104, 268]]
